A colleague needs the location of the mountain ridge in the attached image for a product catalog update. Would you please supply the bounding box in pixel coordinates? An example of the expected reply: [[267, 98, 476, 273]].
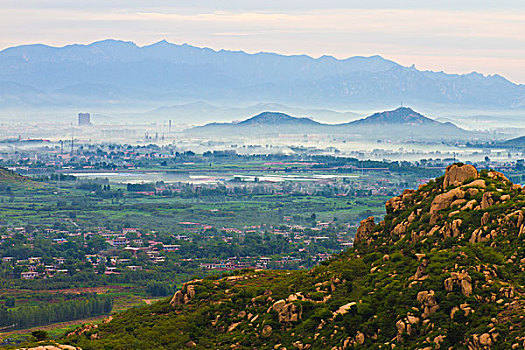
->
[[0, 39, 523, 111]]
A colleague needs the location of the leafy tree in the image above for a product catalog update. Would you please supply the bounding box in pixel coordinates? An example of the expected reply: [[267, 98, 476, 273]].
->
[[31, 330, 49, 341]]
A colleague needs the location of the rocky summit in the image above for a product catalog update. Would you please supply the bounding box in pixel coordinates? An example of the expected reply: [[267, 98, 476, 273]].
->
[[62, 163, 525, 349]]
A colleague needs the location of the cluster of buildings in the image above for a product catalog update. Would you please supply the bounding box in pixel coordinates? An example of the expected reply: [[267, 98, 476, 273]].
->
[[0, 218, 356, 279]]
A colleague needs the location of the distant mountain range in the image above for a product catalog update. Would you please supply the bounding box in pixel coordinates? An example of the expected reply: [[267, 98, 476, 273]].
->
[[187, 107, 477, 141], [0, 39, 524, 111]]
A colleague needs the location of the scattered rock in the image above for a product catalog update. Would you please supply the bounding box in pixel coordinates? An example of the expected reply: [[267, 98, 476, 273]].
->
[[333, 302, 357, 317], [170, 281, 200, 306], [355, 331, 365, 345], [461, 199, 477, 211], [16, 345, 81, 350], [261, 325, 273, 337], [481, 212, 490, 226], [479, 333, 492, 346], [386, 189, 416, 213], [487, 170, 509, 182], [228, 322, 241, 332], [462, 179, 486, 189]]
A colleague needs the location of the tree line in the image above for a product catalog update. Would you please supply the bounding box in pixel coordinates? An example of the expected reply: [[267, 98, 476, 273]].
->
[[0, 294, 113, 330]]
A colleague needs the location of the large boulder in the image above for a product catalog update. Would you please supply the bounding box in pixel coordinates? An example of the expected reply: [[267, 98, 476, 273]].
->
[[430, 188, 465, 215], [443, 164, 478, 189]]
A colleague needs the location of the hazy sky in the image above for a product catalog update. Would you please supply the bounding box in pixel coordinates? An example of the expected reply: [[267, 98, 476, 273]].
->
[[2, 0, 525, 83]]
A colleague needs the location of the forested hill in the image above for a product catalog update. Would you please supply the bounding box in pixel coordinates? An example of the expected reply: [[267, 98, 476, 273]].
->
[[63, 164, 525, 349]]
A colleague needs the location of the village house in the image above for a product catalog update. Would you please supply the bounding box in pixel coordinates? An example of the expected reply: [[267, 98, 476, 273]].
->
[[21, 271, 39, 279], [162, 244, 180, 252]]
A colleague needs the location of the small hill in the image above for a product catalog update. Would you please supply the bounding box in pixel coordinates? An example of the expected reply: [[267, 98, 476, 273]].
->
[[348, 107, 439, 126], [340, 107, 470, 141], [238, 112, 321, 127], [187, 111, 326, 136], [64, 164, 525, 349]]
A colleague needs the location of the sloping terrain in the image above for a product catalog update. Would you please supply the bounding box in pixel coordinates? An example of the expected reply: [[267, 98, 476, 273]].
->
[[63, 164, 525, 349], [0, 167, 26, 182]]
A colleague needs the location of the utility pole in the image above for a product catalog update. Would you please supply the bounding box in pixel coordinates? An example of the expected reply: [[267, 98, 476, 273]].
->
[[70, 128, 74, 156]]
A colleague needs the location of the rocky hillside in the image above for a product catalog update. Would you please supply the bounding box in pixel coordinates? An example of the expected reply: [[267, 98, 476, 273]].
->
[[63, 164, 525, 349]]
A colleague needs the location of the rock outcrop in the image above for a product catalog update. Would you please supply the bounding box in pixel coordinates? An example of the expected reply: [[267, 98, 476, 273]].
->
[[268, 299, 302, 323], [481, 192, 495, 210], [170, 281, 199, 306], [386, 189, 416, 213], [443, 163, 478, 189], [354, 216, 375, 245], [444, 271, 473, 297], [417, 290, 439, 319]]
